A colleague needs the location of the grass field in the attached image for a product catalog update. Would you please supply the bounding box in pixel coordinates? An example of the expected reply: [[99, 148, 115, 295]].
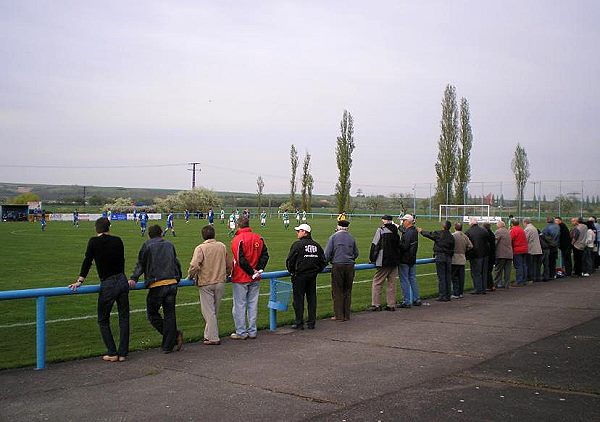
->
[[0, 215, 451, 369]]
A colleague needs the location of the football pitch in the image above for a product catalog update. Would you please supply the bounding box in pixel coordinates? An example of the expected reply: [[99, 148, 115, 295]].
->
[[0, 215, 446, 369]]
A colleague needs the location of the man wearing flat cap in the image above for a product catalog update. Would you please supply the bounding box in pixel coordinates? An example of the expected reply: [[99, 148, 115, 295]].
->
[[286, 223, 327, 329], [324, 219, 359, 321], [368, 215, 402, 311]]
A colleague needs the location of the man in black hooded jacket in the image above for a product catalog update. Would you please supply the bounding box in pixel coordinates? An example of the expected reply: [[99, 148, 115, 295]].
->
[[286, 223, 327, 329]]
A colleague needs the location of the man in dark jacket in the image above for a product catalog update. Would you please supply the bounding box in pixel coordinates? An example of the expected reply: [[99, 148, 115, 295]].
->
[[555, 216, 572, 277], [286, 224, 327, 329], [369, 215, 401, 311], [129, 225, 183, 353], [397, 214, 421, 308], [419, 221, 455, 301], [483, 222, 496, 291], [466, 218, 490, 295]]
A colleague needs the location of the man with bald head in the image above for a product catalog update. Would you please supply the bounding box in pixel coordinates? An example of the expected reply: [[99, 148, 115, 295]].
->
[[571, 217, 588, 277]]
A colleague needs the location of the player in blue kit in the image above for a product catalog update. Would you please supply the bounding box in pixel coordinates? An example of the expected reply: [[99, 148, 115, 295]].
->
[[185, 209, 190, 224], [140, 211, 149, 236], [41, 211, 47, 232], [133, 208, 138, 225], [208, 208, 214, 225], [73, 209, 79, 228], [163, 211, 176, 236]]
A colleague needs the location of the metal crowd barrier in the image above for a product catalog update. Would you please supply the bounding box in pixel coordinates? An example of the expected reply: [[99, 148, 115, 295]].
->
[[0, 259, 435, 370]]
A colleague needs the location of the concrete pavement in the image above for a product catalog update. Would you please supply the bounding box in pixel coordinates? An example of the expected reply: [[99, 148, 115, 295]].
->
[[1, 275, 599, 421]]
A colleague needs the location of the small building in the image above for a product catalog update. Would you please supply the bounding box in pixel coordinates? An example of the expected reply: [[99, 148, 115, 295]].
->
[[1, 205, 30, 222]]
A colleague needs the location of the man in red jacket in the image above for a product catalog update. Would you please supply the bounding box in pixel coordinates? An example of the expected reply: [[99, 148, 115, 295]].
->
[[510, 219, 529, 286], [230, 217, 269, 339]]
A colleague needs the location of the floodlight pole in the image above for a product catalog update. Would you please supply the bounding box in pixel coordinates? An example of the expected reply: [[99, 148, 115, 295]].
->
[[188, 162, 201, 190]]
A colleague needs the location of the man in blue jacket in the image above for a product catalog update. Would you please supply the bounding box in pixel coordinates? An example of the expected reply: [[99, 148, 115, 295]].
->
[[324, 219, 359, 321], [129, 225, 183, 353]]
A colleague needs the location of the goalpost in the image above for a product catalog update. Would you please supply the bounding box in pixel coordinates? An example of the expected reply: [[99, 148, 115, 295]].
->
[[439, 204, 490, 222]]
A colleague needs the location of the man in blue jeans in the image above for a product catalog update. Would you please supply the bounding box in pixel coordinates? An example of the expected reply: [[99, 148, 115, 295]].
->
[[129, 225, 183, 353], [69, 217, 130, 362], [230, 217, 269, 339], [397, 214, 422, 308]]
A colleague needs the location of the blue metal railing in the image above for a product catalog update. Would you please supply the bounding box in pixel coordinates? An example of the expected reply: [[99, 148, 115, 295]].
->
[[0, 259, 435, 370]]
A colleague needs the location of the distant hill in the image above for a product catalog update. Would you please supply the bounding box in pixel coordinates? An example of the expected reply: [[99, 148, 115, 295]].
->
[[0, 182, 335, 209], [0, 182, 178, 203]]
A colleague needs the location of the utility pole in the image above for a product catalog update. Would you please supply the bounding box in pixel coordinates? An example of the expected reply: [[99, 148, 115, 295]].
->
[[83, 186, 86, 205], [188, 162, 201, 190]]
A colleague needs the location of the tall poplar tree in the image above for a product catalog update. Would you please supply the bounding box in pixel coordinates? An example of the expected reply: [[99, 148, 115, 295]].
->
[[511, 143, 530, 217], [256, 175, 264, 209], [306, 174, 314, 212], [435, 84, 458, 205], [289, 144, 298, 207], [301, 151, 312, 211], [335, 110, 355, 213], [455, 97, 472, 205]]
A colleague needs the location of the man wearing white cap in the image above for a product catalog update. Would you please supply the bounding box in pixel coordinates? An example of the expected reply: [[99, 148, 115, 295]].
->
[[286, 223, 327, 329], [397, 214, 422, 308]]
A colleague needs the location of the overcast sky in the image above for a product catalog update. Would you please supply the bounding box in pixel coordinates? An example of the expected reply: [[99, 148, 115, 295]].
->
[[1, 1, 598, 196]]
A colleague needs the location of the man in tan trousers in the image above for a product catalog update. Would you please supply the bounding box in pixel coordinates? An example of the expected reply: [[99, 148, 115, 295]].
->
[[188, 225, 232, 345]]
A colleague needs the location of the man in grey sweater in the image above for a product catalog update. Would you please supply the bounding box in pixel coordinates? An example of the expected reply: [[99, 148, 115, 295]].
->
[[324, 220, 359, 321]]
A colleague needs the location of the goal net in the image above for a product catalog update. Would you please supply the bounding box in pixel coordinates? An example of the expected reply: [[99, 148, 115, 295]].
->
[[439, 204, 490, 222]]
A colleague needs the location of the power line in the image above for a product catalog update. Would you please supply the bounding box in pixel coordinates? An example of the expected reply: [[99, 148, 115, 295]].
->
[[0, 163, 188, 169]]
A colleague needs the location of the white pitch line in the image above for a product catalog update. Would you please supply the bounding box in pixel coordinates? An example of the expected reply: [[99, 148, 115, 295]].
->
[[0, 272, 442, 329]]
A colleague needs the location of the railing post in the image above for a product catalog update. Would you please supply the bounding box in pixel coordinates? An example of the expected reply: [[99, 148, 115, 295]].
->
[[269, 278, 277, 331], [35, 296, 46, 370]]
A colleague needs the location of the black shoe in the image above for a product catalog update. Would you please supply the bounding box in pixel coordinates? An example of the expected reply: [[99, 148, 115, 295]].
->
[[396, 303, 412, 309], [412, 300, 422, 307], [384, 306, 395, 312], [291, 324, 304, 330], [368, 305, 382, 312], [307, 324, 315, 330], [436, 297, 450, 302]]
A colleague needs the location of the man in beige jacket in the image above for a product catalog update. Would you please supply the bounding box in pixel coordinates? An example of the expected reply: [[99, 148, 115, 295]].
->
[[188, 225, 233, 345]]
